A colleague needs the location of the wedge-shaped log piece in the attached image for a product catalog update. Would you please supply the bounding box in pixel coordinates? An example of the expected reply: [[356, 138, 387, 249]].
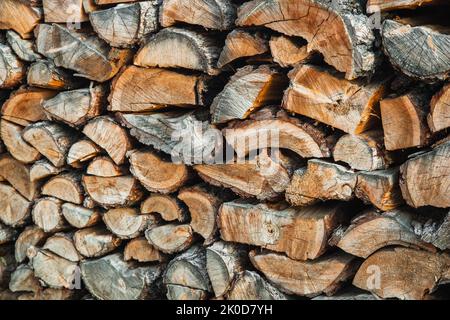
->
[[382, 20, 450, 81], [160, 0, 236, 30], [211, 65, 287, 124], [66, 139, 101, 168], [32, 197, 68, 233], [141, 194, 188, 222], [30, 160, 62, 182], [6, 30, 41, 62], [166, 284, 208, 300], [86, 156, 126, 177], [27, 60, 79, 90], [103, 207, 156, 239], [22, 121, 77, 167], [145, 224, 194, 254], [42, 173, 84, 204], [0, 0, 42, 38], [124, 237, 166, 263], [400, 142, 450, 208], [0, 183, 31, 227], [89, 1, 158, 48], [353, 247, 450, 300], [9, 264, 41, 294], [237, 0, 377, 79], [0, 43, 26, 88], [0, 223, 17, 245], [251, 251, 358, 297], [82, 175, 143, 208], [367, 0, 442, 12], [135, 28, 220, 75], [283, 64, 386, 134], [1, 120, 41, 164], [15, 226, 47, 263], [219, 201, 347, 260], [43, 0, 88, 23], [74, 227, 121, 258], [61, 203, 101, 229], [0, 155, 38, 200], [428, 83, 450, 132], [43, 233, 82, 262], [35, 24, 131, 82], [227, 270, 288, 300], [269, 35, 310, 68], [286, 159, 357, 207]]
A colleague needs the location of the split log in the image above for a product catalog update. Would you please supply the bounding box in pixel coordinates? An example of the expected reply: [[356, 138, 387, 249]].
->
[[236, 0, 377, 79], [6, 30, 41, 62], [103, 207, 157, 239], [86, 156, 126, 177], [141, 194, 188, 222], [0, 155, 38, 200], [333, 130, 394, 171], [43, 0, 88, 23], [0, 183, 31, 227], [1, 120, 41, 164], [420, 210, 450, 250], [27, 60, 79, 90], [82, 116, 131, 165], [73, 227, 121, 258], [41, 172, 84, 204], [82, 175, 143, 208], [128, 149, 192, 194], [0, 43, 26, 89], [380, 90, 431, 150], [43, 233, 82, 262], [145, 224, 194, 254], [219, 201, 347, 261], [66, 139, 101, 168], [269, 35, 310, 68], [400, 141, 450, 208], [35, 24, 131, 82], [89, 1, 159, 48], [282, 64, 386, 134], [9, 264, 41, 294], [210, 65, 287, 124], [0, 223, 17, 245], [61, 203, 101, 229], [0, 0, 42, 38], [135, 28, 220, 75], [22, 121, 78, 167], [286, 159, 357, 207], [353, 247, 450, 300], [166, 284, 207, 300], [382, 19, 450, 81], [227, 270, 288, 300], [160, 0, 236, 30], [367, 0, 442, 12], [217, 30, 268, 68], [81, 253, 164, 300], [14, 226, 47, 263], [250, 251, 358, 297], [428, 83, 450, 132], [206, 241, 247, 297], [124, 237, 166, 263], [30, 160, 62, 182], [32, 197, 69, 233]]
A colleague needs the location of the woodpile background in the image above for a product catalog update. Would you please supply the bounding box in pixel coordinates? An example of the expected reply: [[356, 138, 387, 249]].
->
[[0, 0, 449, 301]]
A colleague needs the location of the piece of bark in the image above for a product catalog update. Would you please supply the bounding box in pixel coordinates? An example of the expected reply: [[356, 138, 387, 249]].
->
[[0, 183, 32, 227], [110, 66, 212, 110], [1, 119, 41, 164], [66, 139, 101, 168], [27, 60, 79, 90], [382, 19, 450, 81], [0, 223, 17, 245], [9, 264, 41, 294], [0, 0, 42, 38], [286, 159, 357, 207], [269, 35, 311, 68], [206, 241, 247, 297], [89, 1, 159, 48], [353, 247, 450, 300], [420, 210, 450, 250], [43, 233, 82, 262], [428, 83, 450, 132], [124, 237, 166, 263], [30, 160, 62, 182], [15, 226, 47, 263], [135, 28, 220, 75], [61, 203, 101, 229], [22, 121, 77, 167], [41, 172, 84, 204], [73, 227, 121, 258], [128, 149, 192, 194], [400, 141, 450, 208], [367, 0, 442, 12], [43, 0, 88, 23], [160, 0, 236, 30], [82, 116, 131, 165], [82, 175, 143, 208], [0, 43, 26, 89], [236, 0, 377, 79], [0, 154, 38, 200], [141, 194, 188, 222], [219, 201, 347, 260], [211, 65, 287, 124], [32, 197, 69, 233], [166, 284, 208, 300], [86, 156, 126, 177], [35, 24, 131, 82], [81, 253, 163, 300], [282, 64, 386, 134], [103, 207, 157, 239], [145, 224, 194, 254], [6, 30, 41, 62], [227, 270, 288, 300]]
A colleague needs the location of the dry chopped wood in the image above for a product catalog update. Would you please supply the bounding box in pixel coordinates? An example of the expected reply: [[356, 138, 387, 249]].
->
[[0, 44, 26, 89], [0, 183, 32, 227], [27, 60, 79, 90], [124, 237, 166, 263], [30, 160, 62, 182], [6, 30, 41, 62], [145, 224, 194, 254], [428, 83, 450, 132], [0, 154, 38, 200], [141, 194, 188, 222], [86, 156, 126, 177], [269, 35, 311, 68], [227, 270, 288, 300], [73, 227, 121, 258], [14, 226, 47, 263], [42, 0, 88, 23], [43, 233, 82, 262], [103, 207, 157, 239], [66, 139, 101, 168], [41, 172, 84, 204], [31, 197, 69, 233], [0, 0, 42, 38], [61, 203, 101, 229]]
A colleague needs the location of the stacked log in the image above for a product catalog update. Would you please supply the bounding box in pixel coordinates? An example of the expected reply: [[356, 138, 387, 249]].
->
[[0, 0, 449, 301]]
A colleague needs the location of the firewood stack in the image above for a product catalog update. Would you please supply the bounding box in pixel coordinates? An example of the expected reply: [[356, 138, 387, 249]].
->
[[0, 0, 449, 301]]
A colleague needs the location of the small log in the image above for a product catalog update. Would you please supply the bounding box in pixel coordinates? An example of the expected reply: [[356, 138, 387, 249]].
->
[[0, 43, 26, 89], [124, 237, 166, 263], [227, 270, 288, 300], [41, 172, 84, 204], [103, 207, 157, 239], [353, 247, 450, 300], [82, 116, 131, 165], [43, 233, 82, 262], [428, 83, 450, 132], [6, 30, 41, 62], [30, 160, 62, 182], [22, 121, 78, 167], [15, 226, 47, 263], [145, 224, 194, 254], [86, 156, 126, 177], [1, 119, 41, 164], [9, 264, 41, 294], [27, 60, 79, 90], [282, 64, 386, 134], [32, 197, 69, 233], [250, 251, 358, 297], [73, 227, 121, 258], [0, 183, 31, 227], [211, 65, 287, 124], [82, 175, 143, 208], [61, 203, 101, 229], [0, 155, 38, 200], [400, 141, 450, 208], [42, 0, 88, 23], [81, 253, 164, 300], [0, 0, 42, 38], [160, 0, 236, 30], [0, 223, 17, 245], [66, 139, 101, 168], [269, 35, 310, 68], [135, 28, 220, 75], [286, 159, 357, 207], [367, 0, 442, 12], [35, 24, 131, 82], [141, 194, 188, 222], [206, 241, 247, 297], [89, 1, 159, 48], [166, 284, 208, 300]]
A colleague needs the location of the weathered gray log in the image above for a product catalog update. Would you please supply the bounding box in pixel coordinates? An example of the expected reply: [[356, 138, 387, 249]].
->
[[227, 270, 288, 300], [73, 227, 121, 258], [6, 30, 41, 62], [61, 203, 101, 229]]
